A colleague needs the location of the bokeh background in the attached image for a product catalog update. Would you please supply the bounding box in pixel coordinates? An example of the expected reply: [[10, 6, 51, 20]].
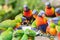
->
[[0, 0, 60, 22]]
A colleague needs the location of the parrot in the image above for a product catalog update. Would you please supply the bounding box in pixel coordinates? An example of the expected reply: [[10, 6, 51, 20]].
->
[[55, 8, 60, 16], [45, 2, 55, 17]]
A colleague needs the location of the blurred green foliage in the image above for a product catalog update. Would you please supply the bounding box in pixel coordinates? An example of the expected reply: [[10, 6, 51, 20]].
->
[[26, 0, 45, 11]]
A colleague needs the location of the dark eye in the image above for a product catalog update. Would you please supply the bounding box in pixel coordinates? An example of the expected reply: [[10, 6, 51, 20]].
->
[[23, 22, 27, 25]]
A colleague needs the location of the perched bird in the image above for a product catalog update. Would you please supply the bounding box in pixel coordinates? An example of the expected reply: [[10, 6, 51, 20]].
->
[[47, 22, 57, 36], [32, 10, 38, 19], [23, 4, 33, 22], [36, 10, 48, 33], [45, 2, 55, 17], [55, 8, 60, 16]]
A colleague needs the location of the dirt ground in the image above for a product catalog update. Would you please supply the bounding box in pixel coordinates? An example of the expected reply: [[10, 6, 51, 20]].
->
[[35, 36, 50, 40]]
